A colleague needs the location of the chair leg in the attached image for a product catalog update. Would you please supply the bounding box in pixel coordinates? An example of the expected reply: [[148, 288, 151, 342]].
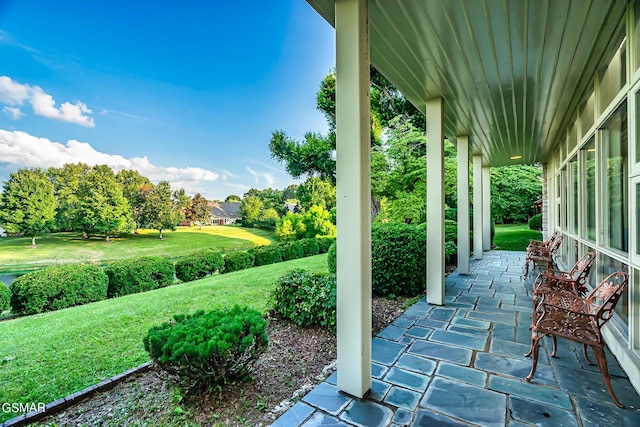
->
[[524, 328, 535, 357], [592, 346, 624, 408], [525, 334, 542, 381], [582, 344, 593, 365], [550, 335, 558, 357]]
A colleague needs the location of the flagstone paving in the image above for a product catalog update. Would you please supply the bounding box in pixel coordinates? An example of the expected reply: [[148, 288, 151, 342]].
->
[[273, 251, 640, 426]]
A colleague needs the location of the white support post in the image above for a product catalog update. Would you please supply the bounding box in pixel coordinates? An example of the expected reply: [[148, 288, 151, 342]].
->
[[335, 0, 371, 398], [482, 166, 491, 251], [457, 136, 470, 274], [426, 98, 445, 305], [473, 155, 484, 259]]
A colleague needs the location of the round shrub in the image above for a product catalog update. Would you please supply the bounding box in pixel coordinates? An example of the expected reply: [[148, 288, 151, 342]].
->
[[223, 251, 255, 273], [175, 250, 224, 282], [327, 241, 337, 274], [0, 281, 11, 312], [317, 237, 336, 254], [10, 265, 108, 315], [143, 305, 268, 394], [249, 245, 283, 267], [270, 269, 336, 329], [529, 213, 543, 230], [300, 238, 320, 257], [372, 223, 426, 297], [445, 219, 458, 243], [106, 256, 175, 298], [278, 241, 304, 261]]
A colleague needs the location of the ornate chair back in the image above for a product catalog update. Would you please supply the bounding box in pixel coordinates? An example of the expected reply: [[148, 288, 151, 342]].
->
[[586, 271, 628, 327]]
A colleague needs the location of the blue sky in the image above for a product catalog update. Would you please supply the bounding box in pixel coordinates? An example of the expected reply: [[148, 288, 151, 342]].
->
[[0, 0, 335, 200]]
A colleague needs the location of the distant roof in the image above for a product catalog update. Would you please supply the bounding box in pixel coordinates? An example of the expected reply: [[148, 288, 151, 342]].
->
[[210, 201, 241, 218]]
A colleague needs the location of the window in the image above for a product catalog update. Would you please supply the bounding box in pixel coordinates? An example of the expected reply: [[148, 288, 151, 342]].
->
[[582, 138, 597, 241], [637, 183, 640, 256], [581, 92, 595, 137], [598, 36, 626, 113], [600, 104, 629, 252], [571, 157, 578, 234], [597, 253, 628, 327]]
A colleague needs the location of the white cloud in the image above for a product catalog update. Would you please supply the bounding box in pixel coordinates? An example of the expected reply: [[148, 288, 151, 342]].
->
[[0, 129, 220, 192], [0, 76, 94, 127], [246, 166, 275, 188], [3, 106, 24, 120]]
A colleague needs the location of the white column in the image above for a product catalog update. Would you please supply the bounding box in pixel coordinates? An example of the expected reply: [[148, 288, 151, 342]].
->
[[335, 0, 371, 398], [426, 98, 444, 305], [482, 166, 491, 251], [473, 155, 484, 259], [457, 136, 470, 274]]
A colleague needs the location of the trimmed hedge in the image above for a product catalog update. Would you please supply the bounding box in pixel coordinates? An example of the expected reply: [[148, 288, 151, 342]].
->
[[10, 265, 108, 315], [249, 245, 284, 267], [0, 281, 11, 312], [327, 241, 337, 275], [300, 238, 320, 257], [175, 250, 224, 282], [317, 237, 335, 254], [106, 256, 175, 298], [278, 241, 304, 261], [270, 269, 336, 329], [223, 251, 255, 273], [529, 213, 543, 230], [143, 305, 268, 393]]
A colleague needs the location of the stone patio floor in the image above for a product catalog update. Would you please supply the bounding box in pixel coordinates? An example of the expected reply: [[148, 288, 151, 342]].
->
[[272, 251, 640, 427]]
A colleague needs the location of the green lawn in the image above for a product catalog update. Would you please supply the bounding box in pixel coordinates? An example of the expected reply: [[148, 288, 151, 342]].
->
[[0, 226, 274, 273], [0, 254, 327, 422], [493, 223, 542, 251]]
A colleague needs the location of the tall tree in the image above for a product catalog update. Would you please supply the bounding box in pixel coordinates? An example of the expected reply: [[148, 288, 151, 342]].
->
[[295, 177, 336, 212], [0, 168, 57, 246], [186, 193, 210, 229], [142, 181, 177, 239], [48, 163, 90, 232], [116, 169, 152, 233], [74, 165, 134, 241], [490, 165, 542, 224], [172, 188, 191, 224], [238, 196, 263, 227]]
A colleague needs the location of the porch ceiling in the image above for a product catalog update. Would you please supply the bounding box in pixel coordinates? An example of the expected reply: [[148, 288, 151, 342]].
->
[[307, 0, 627, 166]]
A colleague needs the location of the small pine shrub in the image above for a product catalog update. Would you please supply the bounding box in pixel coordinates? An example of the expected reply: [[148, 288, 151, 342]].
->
[[106, 256, 175, 298], [270, 269, 336, 329], [317, 237, 336, 254], [300, 238, 320, 257], [529, 213, 543, 231], [143, 305, 268, 394], [278, 241, 304, 261], [0, 281, 11, 312], [249, 245, 283, 267], [327, 241, 337, 274], [10, 265, 108, 315], [223, 251, 255, 273], [175, 250, 224, 282]]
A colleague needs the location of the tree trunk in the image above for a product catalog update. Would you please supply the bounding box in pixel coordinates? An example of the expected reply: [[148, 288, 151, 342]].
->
[[105, 235, 110, 242], [371, 195, 381, 222], [31, 236, 36, 246], [159, 230, 163, 239]]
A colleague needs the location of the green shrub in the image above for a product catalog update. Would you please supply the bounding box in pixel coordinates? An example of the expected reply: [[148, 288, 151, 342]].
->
[[175, 250, 224, 282], [106, 256, 175, 298], [270, 269, 336, 329], [300, 238, 320, 257], [0, 281, 11, 312], [10, 265, 108, 315], [223, 251, 255, 273], [445, 241, 458, 264], [317, 237, 336, 254], [327, 241, 337, 275], [143, 305, 268, 394], [278, 241, 304, 261], [249, 245, 283, 267], [444, 207, 457, 221], [445, 219, 458, 243], [529, 213, 543, 231], [372, 223, 426, 297]]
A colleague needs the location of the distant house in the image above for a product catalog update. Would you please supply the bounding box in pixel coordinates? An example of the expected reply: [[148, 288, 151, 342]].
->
[[210, 201, 241, 225]]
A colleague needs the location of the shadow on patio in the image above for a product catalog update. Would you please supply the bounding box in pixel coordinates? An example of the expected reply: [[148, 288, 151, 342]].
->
[[273, 251, 640, 427]]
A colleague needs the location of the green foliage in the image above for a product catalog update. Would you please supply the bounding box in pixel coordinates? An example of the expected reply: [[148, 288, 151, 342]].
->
[[295, 178, 336, 212], [106, 256, 175, 297], [225, 194, 242, 202], [445, 220, 458, 243], [186, 193, 211, 227], [10, 265, 108, 315], [48, 163, 90, 232], [141, 180, 180, 238], [238, 196, 263, 227], [249, 245, 283, 267], [300, 238, 320, 257], [270, 269, 336, 329], [0, 281, 11, 312], [277, 241, 304, 261], [175, 250, 224, 282], [529, 213, 543, 231], [0, 167, 57, 245], [269, 130, 336, 183], [317, 237, 335, 253], [116, 169, 152, 232], [302, 205, 336, 238], [327, 242, 336, 275], [254, 208, 280, 230], [371, 223, 426, 297], [275, 211, 306, 241], [143, 305, 268, 393], [491, 165, 542, 223], [223, 251, 255, 273], [445, 241, 457, 264]]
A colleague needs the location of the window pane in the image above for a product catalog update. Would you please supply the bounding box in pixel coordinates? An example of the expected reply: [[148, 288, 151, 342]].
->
[[601, 104, 629, 252], [637, 183, 640, 256], [598, 37, 626, 113], [583, 138, 596, 241], [597, 253, 628, 326], [572, 159, 578, 234], [636, 91, 640, 164], [582, 92, 595, 137]]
